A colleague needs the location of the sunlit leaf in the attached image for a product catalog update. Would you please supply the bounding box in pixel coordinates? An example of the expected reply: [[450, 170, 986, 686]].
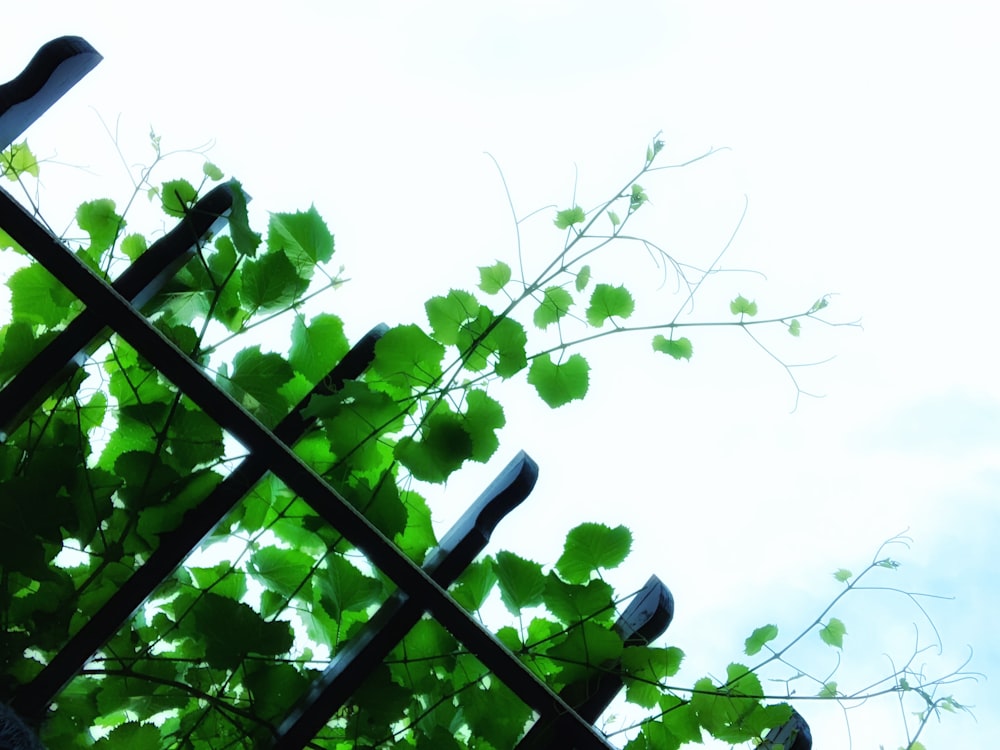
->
[[833, 568, 852, 583], [652, 335, 693, 361], [586, 283, 635, 326], [744, 624, 778, 656], [527, 353, 589, 408], [478, 261, 512, 294], [556, 522, 632, 583], [554, 205, 586, 229], [533, 286, 573, 329], [161, 178, 197, 218], [493, 551, 545, 615], [819, 617, 847, 648], [730, 295, 758, 317]]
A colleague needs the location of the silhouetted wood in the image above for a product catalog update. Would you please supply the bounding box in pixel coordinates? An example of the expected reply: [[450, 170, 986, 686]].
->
[[757, 709, 812, 750], [0, 183, 236, 440], [0, 36, 101, 149], [270, 451, 538, 749]]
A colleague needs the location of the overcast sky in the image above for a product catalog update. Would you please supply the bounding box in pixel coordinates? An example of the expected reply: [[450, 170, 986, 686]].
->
[[5, 2, 999, 747]]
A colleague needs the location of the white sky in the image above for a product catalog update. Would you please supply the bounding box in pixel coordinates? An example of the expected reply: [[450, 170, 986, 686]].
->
[[4, 2, 999, 747]]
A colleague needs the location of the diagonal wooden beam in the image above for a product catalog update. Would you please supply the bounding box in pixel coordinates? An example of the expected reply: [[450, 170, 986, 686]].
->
[[0, 36, 102, 150]]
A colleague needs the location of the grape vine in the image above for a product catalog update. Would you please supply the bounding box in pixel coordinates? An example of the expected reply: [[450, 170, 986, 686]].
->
[[0, 135, 972, 749]]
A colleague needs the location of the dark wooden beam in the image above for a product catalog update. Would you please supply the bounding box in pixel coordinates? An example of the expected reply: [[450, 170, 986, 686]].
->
[[0, 36, 101, 150]]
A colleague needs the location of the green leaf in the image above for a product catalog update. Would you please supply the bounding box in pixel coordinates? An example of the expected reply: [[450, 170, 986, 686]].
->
[[575, 264, 591, 291], [317, 554, 382, 620], [556, 522, 632, 583], [586, 283, 635, 326], [554, 205, 586, 229], [543, 574, 614, 625], [652, 335, 693, 361], [527, 353, 589, 408], [370, 324, 445, 393], [248, 547, 315, 599], [833, 568, 852, 583], [493, 551, 545, 615], [788, 318, 801, 336], [94, 723, 160, 750], [240, 249, 310, 311], [203, 161, 224, 180], [120, 233, 147, 262], [161, 178, 198, 218], [478, 261, 512, 294], [192, 593, 294, 669], [533, 286, 574, 330], [730, 295, 758, 317], [425, 289, 480, 345], [228, 180, 262, 256], [622, 646, 685, 708], [289, 313, 349, 382], [744, 624, 779, 656], [810, 296, 830, 313], [395, 490, 437, 563], [462, 389, 505, 462], [267, 205, 335, 269], [630, 183, 648, 210], [9, 263, 77, 327], [548, 621, 624, 683], [819, 617, 847, 648], [0, 226, 25, 253], [220, 346, 295, 422], [451, 558, 498, 612], [1, 141, 40, 179], [305, 381, 405, 473], [609, 210, 621, 227], [818, 680, 838, 698], [76, 199, 123, 255], [395, 407, 473, 483]]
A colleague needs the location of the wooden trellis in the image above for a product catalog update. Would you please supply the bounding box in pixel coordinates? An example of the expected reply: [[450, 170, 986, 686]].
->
[[0, 37, 810, 750]]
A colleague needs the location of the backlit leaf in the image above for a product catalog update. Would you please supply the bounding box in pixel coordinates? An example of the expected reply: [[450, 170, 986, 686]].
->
[[730, 295, 758, 317], [533, 286, 573, 329], [819, 617, 847, 648], [586, 283, 634, 326], [289, 313, 349, 382], [76, 199, 122, 255], [267, 205, 335, 269], [478, 261, 512, 294], [833, 568, 852, 583], [554, 205, 586, 229], [192, 593, 294, 670], [527, 353, 589, 408], [426, 289, 480, 345], [556, 522, 632, 584], [493, 551, 545, 615], [744, 624, 778, 656], [1, 141, 39, 179], [576, 264, 591, 291], [161, 178, 197, 218], [652, 335, 693, 361]]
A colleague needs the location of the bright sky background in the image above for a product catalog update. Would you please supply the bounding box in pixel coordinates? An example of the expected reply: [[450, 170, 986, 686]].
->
[[4, 2, 999, 748]]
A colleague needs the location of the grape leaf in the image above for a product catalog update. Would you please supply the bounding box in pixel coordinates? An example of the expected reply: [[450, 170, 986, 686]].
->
[[819, 617, 847, 648], [576, 264, 591, 291], [493, 551, 545, 615], [268, 205, 335, 271], [833, 568, 852, 583], [586, 283, 635, 326], [556, 522, 632, 583], [426, 289, 480, 345], [289, 313, 349, 382], [744, 624, 778, 656], [161, 178, 197, 218], [533, 286, 573, 329], [730, 295, 758, 316], [1, 141, 39, 179], [77, 199, 123, 256], [652, 335, 693, 361], [527, 353, 589, 408], [478, 261, 512, 294], [554, 205, 586, 229]]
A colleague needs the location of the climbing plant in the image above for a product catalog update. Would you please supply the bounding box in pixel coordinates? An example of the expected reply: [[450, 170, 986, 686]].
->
[[0, 135, 972, 749]]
